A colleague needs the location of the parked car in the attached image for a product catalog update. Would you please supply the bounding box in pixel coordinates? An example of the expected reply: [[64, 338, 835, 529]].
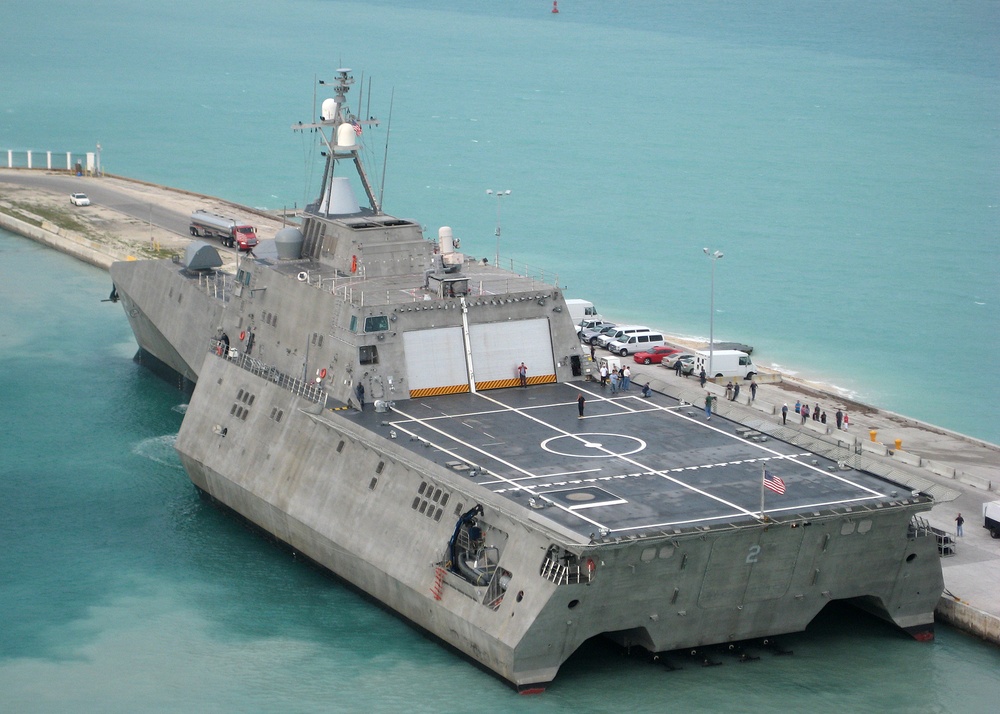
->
[[605, 332, 666, 357], [70, 192, 91, 206], [597, 325, 650, 349], [576, 318, 613, 335], [662, 353, 696, 375], [633, 345, 681, 365], [580, 323, 618, 345]]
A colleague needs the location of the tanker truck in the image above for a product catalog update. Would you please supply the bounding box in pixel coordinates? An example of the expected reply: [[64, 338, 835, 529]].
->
[[189, 210, 258, 250]]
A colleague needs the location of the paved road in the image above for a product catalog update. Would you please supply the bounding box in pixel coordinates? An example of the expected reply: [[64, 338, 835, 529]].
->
[[0, 170, 193, 237]]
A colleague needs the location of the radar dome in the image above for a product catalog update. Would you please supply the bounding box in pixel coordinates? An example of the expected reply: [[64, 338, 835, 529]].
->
[[321, 98, 338, 121]]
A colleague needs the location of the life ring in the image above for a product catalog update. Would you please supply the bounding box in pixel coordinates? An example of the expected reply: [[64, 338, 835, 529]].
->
[[239, 331, 246, 341], [350, 255, 358, 273], [319, 368, 327, 379], [297, 271, 308, 282]]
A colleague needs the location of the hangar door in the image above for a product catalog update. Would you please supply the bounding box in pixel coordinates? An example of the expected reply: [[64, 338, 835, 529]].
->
[[470, 318, 555, 390], [403, 326, 468, 398], [403, 318, 556, 397]]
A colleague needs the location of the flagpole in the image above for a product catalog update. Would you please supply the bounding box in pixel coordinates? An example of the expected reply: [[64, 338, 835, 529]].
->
[[760, 464, 766, 519]]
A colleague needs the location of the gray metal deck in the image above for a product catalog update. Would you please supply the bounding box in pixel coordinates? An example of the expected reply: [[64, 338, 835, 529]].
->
[[357, 382, 907, 540]]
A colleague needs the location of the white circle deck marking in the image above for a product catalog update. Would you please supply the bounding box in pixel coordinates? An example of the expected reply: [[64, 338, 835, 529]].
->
[[541, 433, 647, 458]]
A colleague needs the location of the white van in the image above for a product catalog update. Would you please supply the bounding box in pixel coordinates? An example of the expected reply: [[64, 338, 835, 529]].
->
[[694, 349, 757, 380], [606, 331, 666, 356], [566, 299, 602, 324], [597, 325, 649, 349]]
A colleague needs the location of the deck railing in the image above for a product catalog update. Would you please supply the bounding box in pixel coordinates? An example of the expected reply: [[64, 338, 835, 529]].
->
[[209, 340, 326, 403]]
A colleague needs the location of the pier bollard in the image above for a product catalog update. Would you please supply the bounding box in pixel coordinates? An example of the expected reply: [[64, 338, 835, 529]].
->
[[895, 438, 902, 451], [870, 430, 878, 442]]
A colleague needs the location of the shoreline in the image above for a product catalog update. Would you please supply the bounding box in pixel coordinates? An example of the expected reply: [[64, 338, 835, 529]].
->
[[2, 168, 998, 647]]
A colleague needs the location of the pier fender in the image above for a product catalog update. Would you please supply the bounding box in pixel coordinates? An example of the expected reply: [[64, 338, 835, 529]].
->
[[297, 271, 309, 282]]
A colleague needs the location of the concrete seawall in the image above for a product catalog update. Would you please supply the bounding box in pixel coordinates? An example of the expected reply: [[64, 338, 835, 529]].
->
[[0, 210, 115, 270], [2, 169, 998, 648]]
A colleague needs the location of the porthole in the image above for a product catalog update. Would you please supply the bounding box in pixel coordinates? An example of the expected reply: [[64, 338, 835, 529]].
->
[[641, 548, 656, 562], [906, 553, 917, 563], [369, 477, 378, 491], [418, 482, 427, 495], [248, 394, 255, 406], [237, 389, 244, 400], [858, 519, 873, 534], [516, 591, 524, 603], [376, 461, 385, 475], [434, 508, 443, 522], [336, 440, 345, 453], [841, 521, 856, 536], [419, 502, 427, 514], [411, 497, 420, 510]]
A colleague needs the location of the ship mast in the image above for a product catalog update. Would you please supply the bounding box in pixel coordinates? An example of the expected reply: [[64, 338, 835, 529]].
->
[[293, 68, 381, 215]]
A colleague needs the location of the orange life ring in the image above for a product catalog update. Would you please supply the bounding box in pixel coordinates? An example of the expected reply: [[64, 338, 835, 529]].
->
[[319, 368, 327, 379], [239, 331, 246, 341], [350, 255, 358, 273]]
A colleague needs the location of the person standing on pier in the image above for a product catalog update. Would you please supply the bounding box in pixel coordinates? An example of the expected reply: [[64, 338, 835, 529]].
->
[[749, 379, 757, 402], [835, 408, 844, 430], [733, 382, 741, 402], [955, 513, 965, 537], [704, 392, 716, 420], [577, 393, 586, 419], [518, 362, 528, 388], [699, 369, 707, 387], [725, 381, 734, 401], [781, 403, 788, 424], [622, 365, 631, 391]]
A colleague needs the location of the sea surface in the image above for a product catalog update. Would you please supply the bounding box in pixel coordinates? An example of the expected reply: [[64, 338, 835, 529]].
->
[[1, 1, 998, 711]]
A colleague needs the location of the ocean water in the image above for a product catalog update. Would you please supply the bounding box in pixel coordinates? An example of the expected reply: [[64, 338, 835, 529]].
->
[[2, 1, 1000, 710]]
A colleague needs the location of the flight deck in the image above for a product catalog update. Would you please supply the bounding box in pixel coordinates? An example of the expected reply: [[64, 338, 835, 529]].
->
[[361, 381, 908, 541]]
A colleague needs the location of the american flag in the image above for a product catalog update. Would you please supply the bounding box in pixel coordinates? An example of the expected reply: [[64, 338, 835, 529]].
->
[[352, 120, 362, 136], [763, 470, 786, 495]]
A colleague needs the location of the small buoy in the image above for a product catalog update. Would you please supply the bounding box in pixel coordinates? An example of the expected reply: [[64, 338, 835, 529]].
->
[[350, 255, 358, 273], [239, 331, 246, 341], [297, 271, 308, 282], [552, 1, 559, 13]]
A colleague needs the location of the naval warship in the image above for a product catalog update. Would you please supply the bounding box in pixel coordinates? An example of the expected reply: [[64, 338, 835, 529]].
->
[[110, 69, 944, 691]]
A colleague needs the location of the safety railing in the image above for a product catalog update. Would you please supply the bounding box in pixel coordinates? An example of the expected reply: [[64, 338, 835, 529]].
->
[[209, 340, 326, 403], [539, 556, 593, 585]]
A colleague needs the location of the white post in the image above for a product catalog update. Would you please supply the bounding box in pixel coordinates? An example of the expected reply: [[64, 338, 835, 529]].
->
[[66, 152, 72, 170], [46, 151, 52, 169], [6, 150, 11, 168], [27, 151, 32, 169]]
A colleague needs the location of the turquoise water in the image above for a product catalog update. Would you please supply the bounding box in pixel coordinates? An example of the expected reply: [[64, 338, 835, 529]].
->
[[2, 1, 1000, 710]]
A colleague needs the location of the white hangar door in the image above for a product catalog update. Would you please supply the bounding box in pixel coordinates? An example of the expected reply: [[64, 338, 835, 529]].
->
[[471, 318, 555, 390], [403, 327, 469, 397]]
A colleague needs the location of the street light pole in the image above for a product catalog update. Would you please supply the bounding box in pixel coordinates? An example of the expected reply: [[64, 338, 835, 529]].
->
[[703, 248, 724, 377], [486, 189, 511, 266]]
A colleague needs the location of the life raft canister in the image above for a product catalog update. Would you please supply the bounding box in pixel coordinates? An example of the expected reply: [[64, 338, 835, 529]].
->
[[350, 255, 358, 273]]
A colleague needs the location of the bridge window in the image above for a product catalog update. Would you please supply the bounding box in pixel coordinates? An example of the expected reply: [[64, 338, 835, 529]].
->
[[364, 315, 389, 332]]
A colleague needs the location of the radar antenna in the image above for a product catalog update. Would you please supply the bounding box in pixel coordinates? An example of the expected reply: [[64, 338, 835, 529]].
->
[[292, 68, 381, 215]]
